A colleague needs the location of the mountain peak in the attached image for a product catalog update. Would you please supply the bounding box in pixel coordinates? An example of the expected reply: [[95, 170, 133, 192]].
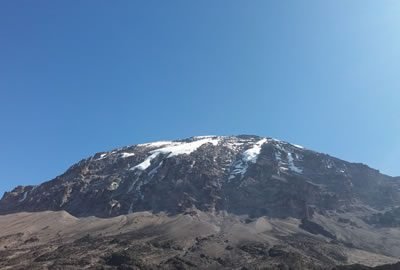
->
[[1, 135, 399, 219]]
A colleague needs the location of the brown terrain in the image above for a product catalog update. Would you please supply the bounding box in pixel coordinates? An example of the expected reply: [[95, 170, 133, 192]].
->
[[1, 210, 400, 269]]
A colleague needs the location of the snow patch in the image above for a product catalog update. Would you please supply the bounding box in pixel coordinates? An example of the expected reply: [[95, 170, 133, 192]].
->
[[131, 152, 159, 171], [95, 151, 117, 161], [138, 141, 173, 148], [287, 152, 303, 173], [19, 191, 28, 203], [242, 138, 268, 163], [275, 144, 303, 174], [156, 137, 220, 158], [108, 182, 119, 191], [131, 137, 220, 171], [94, 153, 108, 161], [229, 138, 268, 179], [291, 143, 304, 149], [120, 152, 135, 158]]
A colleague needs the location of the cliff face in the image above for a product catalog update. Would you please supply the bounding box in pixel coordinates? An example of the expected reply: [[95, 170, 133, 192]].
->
[[1, 135, 399, 220]]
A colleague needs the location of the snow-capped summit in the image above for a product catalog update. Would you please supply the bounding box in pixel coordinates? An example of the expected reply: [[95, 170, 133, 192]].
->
[[1, 135, 399, 219]]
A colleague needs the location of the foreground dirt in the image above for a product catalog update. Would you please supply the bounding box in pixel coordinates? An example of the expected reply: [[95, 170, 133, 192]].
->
[[0, 211, 399, 269]]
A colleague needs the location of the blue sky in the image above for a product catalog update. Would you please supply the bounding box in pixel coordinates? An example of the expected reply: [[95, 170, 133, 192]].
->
[[1, 1, 400, 196]]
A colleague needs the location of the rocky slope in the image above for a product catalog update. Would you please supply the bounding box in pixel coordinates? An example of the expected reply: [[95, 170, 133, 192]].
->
[[1, 135, 400, 269], [0, 210, 399, 270], [1, 135, 399, 218]]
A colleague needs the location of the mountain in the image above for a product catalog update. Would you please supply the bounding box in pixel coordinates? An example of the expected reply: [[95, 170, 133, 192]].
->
[[1, 135, 400, 269], [2, 135, 399, 218]]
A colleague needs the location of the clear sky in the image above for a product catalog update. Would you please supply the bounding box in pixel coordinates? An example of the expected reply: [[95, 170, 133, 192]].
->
[[1, 1, 400, 196]]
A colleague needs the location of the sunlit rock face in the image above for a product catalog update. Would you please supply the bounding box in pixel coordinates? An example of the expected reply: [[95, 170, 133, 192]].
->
[[1, 135, 399, 219]]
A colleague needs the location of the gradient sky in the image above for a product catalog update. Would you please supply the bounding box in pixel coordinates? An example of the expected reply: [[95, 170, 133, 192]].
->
[[1, 1, 400, 196]]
